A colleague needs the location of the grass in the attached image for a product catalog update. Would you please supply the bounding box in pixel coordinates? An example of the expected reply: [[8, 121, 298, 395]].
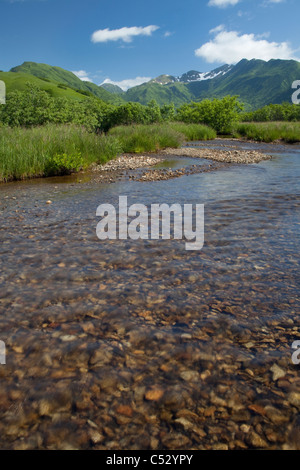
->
[[232, 121, 300, 143], [2, 120, 299, 182], [0, 124, 122, 182], [108, 122, 216, 153], [0, 121, 217, 182], [167, 122, 217, 141], [0, 71, 86, 101]]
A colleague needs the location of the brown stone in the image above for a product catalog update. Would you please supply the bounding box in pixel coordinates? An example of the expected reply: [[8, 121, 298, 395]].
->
[[145, 388, 164, 401]]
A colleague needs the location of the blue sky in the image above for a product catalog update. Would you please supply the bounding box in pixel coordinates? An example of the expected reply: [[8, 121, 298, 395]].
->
[[1, 0, 299, 90]]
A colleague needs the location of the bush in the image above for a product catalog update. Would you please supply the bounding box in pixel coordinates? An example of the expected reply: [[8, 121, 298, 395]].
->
[[176, 96, 243, 134], [45, 152, 84, 176], [0, 84, 115, 132], [240, 103, 300, 122], [232, 122, 300, 143]]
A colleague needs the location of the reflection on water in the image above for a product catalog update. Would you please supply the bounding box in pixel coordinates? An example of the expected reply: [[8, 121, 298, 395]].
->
[[0, 140, 299, 450]]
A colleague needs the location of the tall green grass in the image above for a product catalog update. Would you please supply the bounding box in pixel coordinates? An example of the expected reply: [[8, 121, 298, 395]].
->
[[233, 122, 300, 143], [0, 122, 217, 182], [168, 122, 217, 141], [0, 124, 122, 182], [108, 122, 216, 153]]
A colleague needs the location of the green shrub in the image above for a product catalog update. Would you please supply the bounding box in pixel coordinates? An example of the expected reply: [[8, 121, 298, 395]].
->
[[176, 96, 243, 133], [45, 152, 84, 176]]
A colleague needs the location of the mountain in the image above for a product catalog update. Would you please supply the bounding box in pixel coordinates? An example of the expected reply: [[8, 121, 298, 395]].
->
[[184, 59, 300, 109], [4, 59, 300, 109], [125, 81, 194, 107], [9, 62, 124, 104], [123, 59, 300, 109], [148, 65, 234, 85], [178, 65, 234, 83], [150, 74, 177, 85], [100, 83, 125, 95]]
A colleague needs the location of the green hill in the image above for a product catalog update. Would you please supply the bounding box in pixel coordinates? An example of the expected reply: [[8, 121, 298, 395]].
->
[[0, 71, 88, 100], [9, 62, 124, 104], [125, 82, 194, 107]]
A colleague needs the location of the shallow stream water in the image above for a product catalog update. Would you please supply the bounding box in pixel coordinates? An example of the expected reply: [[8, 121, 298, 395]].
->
[[0, 139, 299, 449]]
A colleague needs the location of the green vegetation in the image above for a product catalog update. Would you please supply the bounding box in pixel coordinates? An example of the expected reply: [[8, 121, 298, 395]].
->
[[232, 122, 300, 143], [115, 58, 300, 109], [125, 81, 194, 107], [0, 84, 115, 131], [164, 122, 216, 141], [0, 124, 122, 182], [8, 62, 124, 104], [176, 96, 243, 134], [4, 58, 300, 110], [109, 124, 183, 153], [0, 84, 240, 134], [108, 123, 216, 153], [0, 71, 88, 101], [45, 152, 85, 176], [240, 102, 300, 122], [100, 83, 125, 95], [1, 72, 300, 183]]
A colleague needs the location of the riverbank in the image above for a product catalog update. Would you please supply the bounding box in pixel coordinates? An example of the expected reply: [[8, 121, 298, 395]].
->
[[87, 145, 271, 184], [0, 123, 216, 183], [0, 121, 282, 184]]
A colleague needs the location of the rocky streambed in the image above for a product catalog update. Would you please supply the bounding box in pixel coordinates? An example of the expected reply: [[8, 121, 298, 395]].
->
[[0, 139, 299, 450], [88, 145, 271, 184]]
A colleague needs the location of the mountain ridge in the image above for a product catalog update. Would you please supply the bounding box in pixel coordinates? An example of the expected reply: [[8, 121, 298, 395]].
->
[[4, 59, 300, 109]]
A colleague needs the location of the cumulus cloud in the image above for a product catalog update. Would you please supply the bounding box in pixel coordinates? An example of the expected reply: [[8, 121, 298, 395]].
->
[[195, 26, 298, 63], [100, 77, 152, 91], [91, 26, 159, 44], [208, 0, 241, 7], [72, 70, 92, 82]]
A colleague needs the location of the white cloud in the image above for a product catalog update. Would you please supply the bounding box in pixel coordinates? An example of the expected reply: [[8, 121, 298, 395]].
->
[[195, 26, 299, 63], [91, 25, 159, 44], [209, 24, 225, 34], [208, 0, 241, 7], [261, 0, 285, 5], [72, 70, 92, 82], [100, 77, 152, 91]]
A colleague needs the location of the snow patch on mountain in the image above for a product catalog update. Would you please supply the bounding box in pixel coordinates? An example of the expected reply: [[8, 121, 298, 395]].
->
[[151, 64, 233, 86]]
